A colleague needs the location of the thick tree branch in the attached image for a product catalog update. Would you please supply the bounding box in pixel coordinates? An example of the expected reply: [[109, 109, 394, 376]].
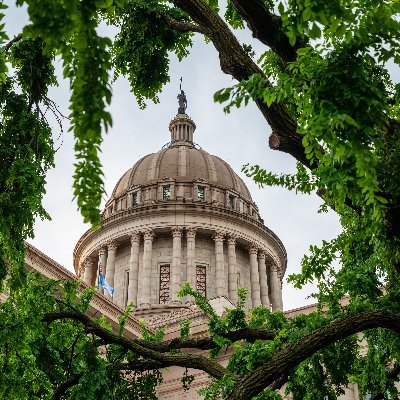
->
[[52, 373, 82, 400], [228, 310, 400, 400], [231, 0, 299, 62], [116, 359, 173, 372], [141, 327, 276, 352], [4, 33, 22, 51], [162, 13, 205, 33], [42, 311, 234, 381]]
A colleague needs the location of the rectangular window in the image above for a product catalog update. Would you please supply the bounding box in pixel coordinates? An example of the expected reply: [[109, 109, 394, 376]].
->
[[229, 195, 235, 209], [197, 186, 205, 201], [124, 270, 129, 308], [196, 265, 206, 297], [108, 205, 114, 215], [163, 185, 171, 200], [159, 264, 170, 303], [131, 192, 137, 206]]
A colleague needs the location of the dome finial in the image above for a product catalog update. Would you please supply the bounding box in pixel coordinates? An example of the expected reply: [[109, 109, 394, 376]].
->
[[177, 77, 187, 114]]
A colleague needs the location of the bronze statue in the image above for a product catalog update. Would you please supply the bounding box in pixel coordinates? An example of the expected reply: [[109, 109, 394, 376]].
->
[[177, 89, 187, 114]]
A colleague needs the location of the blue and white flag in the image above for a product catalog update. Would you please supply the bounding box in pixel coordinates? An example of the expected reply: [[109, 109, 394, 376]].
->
[[98, 272, 115, 297]]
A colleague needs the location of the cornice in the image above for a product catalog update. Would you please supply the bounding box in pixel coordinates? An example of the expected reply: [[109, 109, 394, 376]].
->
[[74, 201, 287, 272]]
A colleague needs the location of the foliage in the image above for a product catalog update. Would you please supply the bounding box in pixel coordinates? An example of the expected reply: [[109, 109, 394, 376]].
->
[[1, 0, 400, 399]]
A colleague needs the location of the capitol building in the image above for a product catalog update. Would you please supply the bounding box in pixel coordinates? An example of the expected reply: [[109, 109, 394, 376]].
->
[[26, 100, 364, 399]]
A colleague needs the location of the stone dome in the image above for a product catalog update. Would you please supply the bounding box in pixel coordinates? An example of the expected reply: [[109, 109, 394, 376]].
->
[[110, 114, 252, 204], [74, 109, 287, 315], [112, 146, 252, 202]]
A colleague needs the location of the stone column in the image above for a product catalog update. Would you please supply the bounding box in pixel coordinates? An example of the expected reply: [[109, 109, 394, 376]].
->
[[127, 231, 140, 306], [105, 241, 117, 299], [139, 229, 154, 307], [171, 226, 183, 303], [186, 227, 197, 302], [269, 262, 283, 311], [214, 232, 226, 297], [227, 235, 238, 304], [98, 246, 107, 294], [258, 251, 270, 308], [249, 245, 261, 307], [83, 257, 93, 286]]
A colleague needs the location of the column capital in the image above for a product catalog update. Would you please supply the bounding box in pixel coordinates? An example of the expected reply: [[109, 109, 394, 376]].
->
[[213, 231, 225, 242], [98, 246, 107, 257], [258, 250, 266, 260], [269, 262, 279, 273], [107, 241, 118, 252], [83, 256, 93, 267], [248, 243, 258, 255], [78, 264, 85, 278], [171, 226, 183, 238], [130, 231, 141, 244], [143, 229, 155, 241], [186, 227, 197, 239], [227, 235, 237, 246]]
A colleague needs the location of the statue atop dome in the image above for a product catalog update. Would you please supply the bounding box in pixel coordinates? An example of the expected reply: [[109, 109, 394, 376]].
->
[[177, 77, 187, 114]]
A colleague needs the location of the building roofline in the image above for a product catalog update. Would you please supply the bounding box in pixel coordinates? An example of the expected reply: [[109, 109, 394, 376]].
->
[[25, 242, 147, 337]]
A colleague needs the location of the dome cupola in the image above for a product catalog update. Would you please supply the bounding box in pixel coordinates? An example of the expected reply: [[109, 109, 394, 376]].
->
[[169, 113, 196, 145]]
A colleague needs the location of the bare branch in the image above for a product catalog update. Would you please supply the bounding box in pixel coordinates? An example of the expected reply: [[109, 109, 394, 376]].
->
[[4, 33, 22, 51], [42, 310, 234, 381], [231, 0, 299, 62], [162, 13, 205, 34], [228, 310, 400, 400]]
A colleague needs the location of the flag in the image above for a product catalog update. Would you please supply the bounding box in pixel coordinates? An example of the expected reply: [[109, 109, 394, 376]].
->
[[98, 271, 115, 297]]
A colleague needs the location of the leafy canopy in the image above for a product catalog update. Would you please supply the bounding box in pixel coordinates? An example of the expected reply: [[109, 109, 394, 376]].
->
[[0, 0, 400, 399]]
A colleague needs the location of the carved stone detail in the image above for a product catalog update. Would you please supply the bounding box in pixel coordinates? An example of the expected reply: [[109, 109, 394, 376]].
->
[[248, 243, 258, 255], [213, 231, 225, 242], [143, 229, 155, 241], [258, 250, 266, 260], [171, 226, 183, 238], [227, 235, 237, 246], [186, 226, 197, 239], [98, 246, 107, 257], [130, 231, 141, 244], [107, 241, 118, 252]]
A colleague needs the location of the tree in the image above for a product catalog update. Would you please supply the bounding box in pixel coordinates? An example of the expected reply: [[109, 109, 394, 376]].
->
[[0, 0, 400, 399]]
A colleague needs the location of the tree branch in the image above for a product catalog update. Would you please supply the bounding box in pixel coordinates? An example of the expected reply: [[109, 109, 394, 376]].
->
[[231, 0, 299, 62], [116, 359, 173, 372], [228, 310, 400, 400], [140, 327, 276, 353], [172, 0, 309, 168], [42, 310, 234, 381], [161, 13, 205, 34], [52, 373, 82, 400], [4, 33, 22, 51]]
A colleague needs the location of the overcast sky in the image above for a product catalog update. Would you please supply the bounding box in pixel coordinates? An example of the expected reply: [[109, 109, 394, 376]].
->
[[5, 2, 344, 311]]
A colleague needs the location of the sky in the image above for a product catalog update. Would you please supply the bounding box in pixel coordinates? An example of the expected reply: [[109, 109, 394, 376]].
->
[[5, 2, 343, 311]]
